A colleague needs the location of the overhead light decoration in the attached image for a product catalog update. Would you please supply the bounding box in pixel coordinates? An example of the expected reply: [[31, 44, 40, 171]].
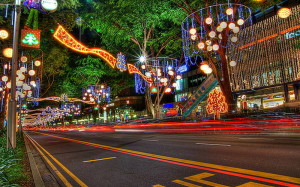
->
[[3, 48, 13, 58], [34, 60, 41, 66], [0, 29, 9, 39], [277, 7, 292, 19], [21, 56, 28, 63]]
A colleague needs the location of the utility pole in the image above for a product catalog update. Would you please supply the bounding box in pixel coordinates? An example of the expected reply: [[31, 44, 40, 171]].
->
[[7, 0, 21, 149]]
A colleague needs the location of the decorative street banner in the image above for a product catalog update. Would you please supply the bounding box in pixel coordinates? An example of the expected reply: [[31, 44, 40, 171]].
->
[[127, 63, 152, 83], [21, 28, 41, 48], [54, 25, 117, 68], [27, 97, 95, 104]]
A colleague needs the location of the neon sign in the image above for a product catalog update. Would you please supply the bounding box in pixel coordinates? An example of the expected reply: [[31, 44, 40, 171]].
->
[[178, 64, 188, 73], [285, 30, 300, 39]]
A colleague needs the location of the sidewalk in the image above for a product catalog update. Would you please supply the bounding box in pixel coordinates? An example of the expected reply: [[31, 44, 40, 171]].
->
[[24, 133, 60, 187]]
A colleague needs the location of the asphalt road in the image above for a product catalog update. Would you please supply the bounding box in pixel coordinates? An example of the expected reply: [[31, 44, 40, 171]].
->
[[26, 131, 300, 187]]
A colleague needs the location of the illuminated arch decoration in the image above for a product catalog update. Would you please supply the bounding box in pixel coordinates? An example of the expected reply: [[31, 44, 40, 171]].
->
[[27, 96, 95, 104], [54, 25, 117, 68], [127, 63, 152, 83]]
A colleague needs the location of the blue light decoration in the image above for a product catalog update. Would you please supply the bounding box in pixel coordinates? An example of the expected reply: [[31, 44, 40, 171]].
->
[[181, 3, 252, 65], [177, 64, 189, 74], [82, 85, 111, 104], [116, 52, 127, 72], [134, 57, 182, 94], [60, 94, 69, 102]]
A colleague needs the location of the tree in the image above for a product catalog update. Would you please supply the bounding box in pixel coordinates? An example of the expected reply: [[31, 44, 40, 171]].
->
[[173, 0, 282, 109]]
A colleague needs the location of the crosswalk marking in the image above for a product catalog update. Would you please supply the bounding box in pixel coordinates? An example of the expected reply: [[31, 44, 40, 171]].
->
[[173, 179, 202, 187], [185, 172, 229, 187]]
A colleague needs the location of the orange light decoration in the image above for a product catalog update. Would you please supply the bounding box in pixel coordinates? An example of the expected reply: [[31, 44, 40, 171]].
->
[[53, 25, 117, 68], [206, 89, 228, 119], [127, 63, 153, 83], [27, 97, 95, 104]]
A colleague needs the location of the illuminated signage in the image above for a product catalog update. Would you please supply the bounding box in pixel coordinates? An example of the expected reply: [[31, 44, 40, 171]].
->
[[41, 0, 58, 12], [285, 30, 300, 39], [21, 28, 41, 49], [178, 65, 188, 73]]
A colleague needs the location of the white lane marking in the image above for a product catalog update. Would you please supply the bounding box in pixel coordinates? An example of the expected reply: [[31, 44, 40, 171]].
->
[[145, 140, 158, 141], [196, 143, 231, 147], [239, 138, 274, 140]]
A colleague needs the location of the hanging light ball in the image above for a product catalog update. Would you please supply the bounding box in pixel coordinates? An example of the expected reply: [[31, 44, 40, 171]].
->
[[20, 56, 28, 63], [229, 22, 236, 29], [200, 64, 209, 71], [145, 72, 151, 77], [168, 70, 174, 76], [141, 64, 146, 69], [189, 28, 197, 35], [220, 21, 227, 29], [2, 75, 8, 82], [277, 7, 292, 18], [216, 26, 223, 32], [205, 40, 212, 46], [20, 66, 27, 72], [4, 64, 8, 69], [205, 17, 213, 25], [231, 36, 238, 43], [0, 87, 3, 92], [34, 60, 41, 67], [198, 42, 205, 49], [212, 44, 219, 51], [207, 46, 213, 51], [30, 80, 36, 85], [209, 31, 216, 38], [83, 97, 86, 100], [28, 70, 36, 76], [204, 68, 213, 74], [165, 87, 172, 93], [237, 18, 245, 26], [226, 8, 234, 15], [0, 29, 9, 39], [3, 48, 13, 58], [172, 82, 177, 87], [218, 34, 223, 39], [176, 75, 182, 80], [230, 60, 237, 66], [190, 34, 197, 40], [16, 81, 23, 87], [16, 70, 22, 75], [232, 27, 240, 33], [7, 81, 11, 89], [18, 74, 25, 80], [160, 78, 168, 83]]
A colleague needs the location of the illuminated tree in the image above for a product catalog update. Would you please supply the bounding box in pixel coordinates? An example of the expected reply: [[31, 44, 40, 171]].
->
[[206, 89, 228, 119]]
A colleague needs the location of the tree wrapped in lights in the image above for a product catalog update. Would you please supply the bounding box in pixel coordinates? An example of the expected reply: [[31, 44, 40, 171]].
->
[[135, 57, 181, 118], [206, 88, 228, 119], [181, 2, 252, 108], [82, 85, 110, 104]]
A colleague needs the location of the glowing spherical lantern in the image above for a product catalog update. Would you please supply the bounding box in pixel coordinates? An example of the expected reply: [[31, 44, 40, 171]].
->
[[83, 97, 86, 100], [141, 64, 146, 69], [205, 17, 213, 25], [237, 18, 245, 26], [212, 44, 219, 51], [34, 60, 41, 67], [3, 48, 13, 58], [229, 22, 236, 29], [2, 76, 8, 82], [230, 60, 237, 66], [176, 75, 182, 80], [198, 42, 205, 49], [232, 27, 240, 33], [207, 46, 213, 51], [6, 82, 11, 89], [168, 70, 174, 76], [20, 66, 27, 72], [204, 68, 213, 74], [16, 70, 22, 75], [189, 28, 197, 35], [145, 72, 151, 77], [209, 31, 216, 38], [20, 56, 28, 63], [0, 87, 3, 92], [165, 87, 172, 93], [16, 81, 23, 87], [277, 7, 292, 18], [200, 64, 209, 71], [160, 78, 168, 83], [190, 34, 197, 40], [226, 8, 233, 15], [231, 36, 238, 43], [220, 21, 227, 29], [218, 34, 222, 39], [205, 40, 212, 46], [216, 26, 223, 32], [18, 74, 25, 80], [30, 81, 36, 85], [0, 29, 9, 39], [172, 82, 177, 87], [28, 70, 36, 76]]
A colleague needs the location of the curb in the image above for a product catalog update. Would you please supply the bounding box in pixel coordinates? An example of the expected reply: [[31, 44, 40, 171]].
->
[[23, 133, 45, 187]]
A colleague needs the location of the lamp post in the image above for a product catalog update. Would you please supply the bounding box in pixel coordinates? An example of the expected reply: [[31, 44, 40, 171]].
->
[[7, 0, 21, 149]]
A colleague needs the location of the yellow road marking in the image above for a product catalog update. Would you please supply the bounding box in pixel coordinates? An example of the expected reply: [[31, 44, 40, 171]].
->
[[37, 132, 300, 185], [185, 172, 229, 187], [25, 134, 73, 187], [152, 185, 166, 187], [236, 182, 274, 187], [26, 133, 88, 187], [83, 157, 116, 163], [173, 180, 202, 187]]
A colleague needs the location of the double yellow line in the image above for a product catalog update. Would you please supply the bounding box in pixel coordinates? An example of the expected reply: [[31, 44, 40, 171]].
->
[[25, 133, 88, 187]]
